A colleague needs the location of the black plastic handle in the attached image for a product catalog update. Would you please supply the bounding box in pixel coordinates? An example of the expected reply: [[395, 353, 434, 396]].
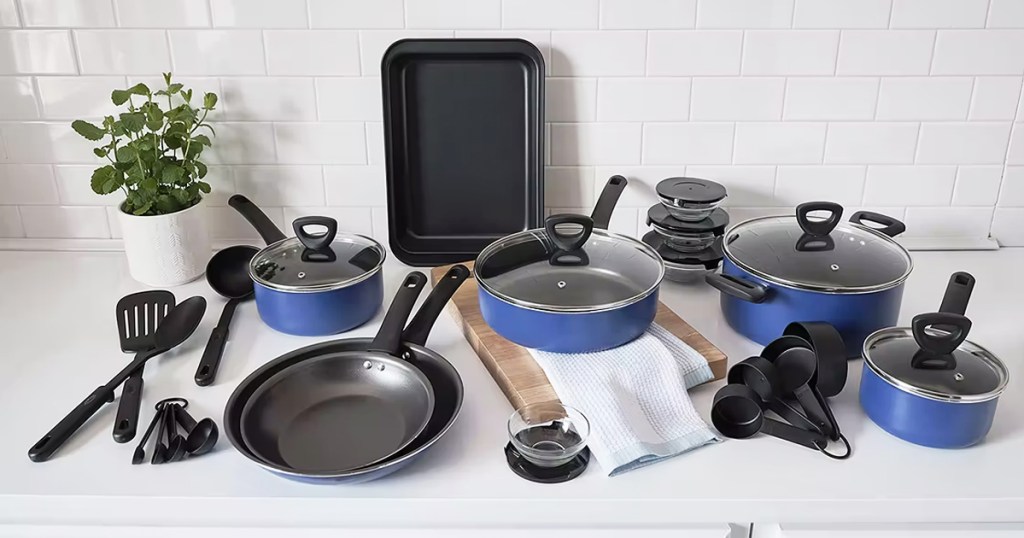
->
[[195, 297, 241, 387], [545, 214, 594, 253], [706, 273, 768, 303], [28, 386, 114, 462], [228, 194, 287, 245], [912, 312, 971, 355], [792, 383, 836, 439], [174, 403, 199, 432], [794, 233, 836, 252], [768, 399, 822, 434], [402, 265, 470, 346], [368, 272, 428, 356], [293, 216, 338, 251], [849, 210, 906, 238], [591, 175, 628, 230], [112, 369, 144, 443], [939, 272, 975, 316], [761, 417, 829, 451], [131, 408, 164, 465], [796, 201, 843, 237]]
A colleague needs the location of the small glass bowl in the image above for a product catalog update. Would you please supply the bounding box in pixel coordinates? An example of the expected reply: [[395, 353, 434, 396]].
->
[[507, 403, 590, 468], [651, 224, 717, 253], [658, 196, 725, 222]]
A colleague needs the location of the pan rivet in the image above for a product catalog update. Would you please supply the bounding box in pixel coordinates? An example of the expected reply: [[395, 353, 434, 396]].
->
[[557, 281, 566, 289], [363, 361, 372, 369], [297, 271, 306, 279], [830, 264, 839, 271], [378, 363, 386, 371], [954, 373, 965, 382]]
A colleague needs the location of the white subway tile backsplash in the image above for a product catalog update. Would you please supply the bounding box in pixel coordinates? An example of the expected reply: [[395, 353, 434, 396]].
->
[[170, 30, 265, 76], [265, 30, 361, 76], [36, 76, 124, 119], [998, 166, 1024, 207], [775, 165, 866, 205], [76, 30, 170, 75], [734, 123, 827, 165], [20, 205, 109, 238], [284, 206, 373, 236], [864, 165, 956, 205], [220, 77, 317, 121], [115, 0, 210, 28], [550, 123, 642, 165], [546, 78, 597, 122], [783, 77, 878, 120], [234, 165, 325, 206], [316, 78, 383, 121], [890, 0, 989, 29], [54, 164, 119, 206], [21, 0, 114, 27], [686, 165, 779, 205], [903, 206, 994, 238], [696, 0, 794, 29], [324, 166, 386, 206], [0, 77, 40, 119], [308, 0, 400, 29], [600, 0, 696, 30], [1009, 124, 1024, 165], [741, 31, 840, 76], [596, 78, 690, 121], [932, 30, 1024, 75], [503, 0, 599, 29], [917, 122, 1012, 164], [0, 122, 96, 163], [207, 205, 284, 240], [647, 31, 743, 76], [0, 0, 19, 27], [691, 78, 785, 121], [546, 166, 595, 207], [991, 208, 1024, 246], [211, 0, 308, 28], [988, 0, 1024, 28], [204, 122, 276, 165], [406, 0, 500, 29], [792, 0, 891, 29], [551, 31, 646, 76], [969, 77, 1023, 120], [0, 30, 76, 74], [876, 77, 974, 121], [642, 123, 734, 165], [825, 123, 919, 164], [954, 166, 1004, 206], [836, 30, 934, 76], [365, 122, 384, 165], [274, 122, 366, 164], [0, 164, 58, 204], [0, 206, 23, 237], [359, 31, 454, 75]]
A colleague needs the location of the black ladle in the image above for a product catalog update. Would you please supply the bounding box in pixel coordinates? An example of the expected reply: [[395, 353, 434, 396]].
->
[[727, 357, 822, 434], [711, 384, 828, 450], [28, 297, 207, 462], [764, 336, 840, 441], [174, 403, 218, 456], [195, 245, 258, 386]]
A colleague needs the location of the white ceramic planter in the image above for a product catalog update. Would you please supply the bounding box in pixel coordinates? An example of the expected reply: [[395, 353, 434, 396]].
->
[[119, 197, 211, 286]]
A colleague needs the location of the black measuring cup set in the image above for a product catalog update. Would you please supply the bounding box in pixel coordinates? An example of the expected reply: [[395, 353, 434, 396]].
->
[[711, 322, 852, 459]]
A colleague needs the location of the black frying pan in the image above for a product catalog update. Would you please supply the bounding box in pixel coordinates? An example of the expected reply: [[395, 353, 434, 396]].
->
[[239, 272, 433, 474]]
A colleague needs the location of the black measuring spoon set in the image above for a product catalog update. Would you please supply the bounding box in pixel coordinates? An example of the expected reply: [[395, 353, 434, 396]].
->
[[711, 322, 852, 459], [133, 398, 219, 465]]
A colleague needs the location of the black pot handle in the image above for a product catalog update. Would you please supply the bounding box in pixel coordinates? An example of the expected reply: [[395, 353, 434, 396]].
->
[[706, 273, 768, 303], [796, 201, 843, 237], [938, 271, 975, 316], [402, 264, 470, 346], [849, 211, 906, 238], [912, 312, 971, 356], [368, 272, 428, 356], [545, 214, 594, 253], [293, 216, 338, 251], [228, 194, 287, 245], [795, 233, 836, 252], [591, 175, 627, 230]]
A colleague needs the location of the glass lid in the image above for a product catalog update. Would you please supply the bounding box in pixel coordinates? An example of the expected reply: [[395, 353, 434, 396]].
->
[[656, 177, 727, 205], [863, 313, 1008, 403], [250, 216, 385, 292], [475, 214, 664, 313], [723, 202, 912, 293]]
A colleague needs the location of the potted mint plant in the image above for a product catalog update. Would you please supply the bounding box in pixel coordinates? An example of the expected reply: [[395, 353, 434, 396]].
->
[[73, 73, 217, 286]]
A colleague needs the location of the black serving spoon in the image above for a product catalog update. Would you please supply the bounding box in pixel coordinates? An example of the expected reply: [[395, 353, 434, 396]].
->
[[194, 246, 258, 386]]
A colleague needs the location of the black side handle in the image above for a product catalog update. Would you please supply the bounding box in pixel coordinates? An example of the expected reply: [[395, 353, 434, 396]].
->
[[796, 201, 843, 237], [591, 175, 627, 230], [849, 211, 906, 238], [29, 386, 114, 462], [706, 273, 768, 303], [293, 216, 338, 251], [228, 194, 287, 245], [402, 265, 470, 346], [912, 312, 971, 355], [795, 233, 836, 252], [545, 214, 594, 253], [368, 272, 428, 356], [939, 271, 975, 316]]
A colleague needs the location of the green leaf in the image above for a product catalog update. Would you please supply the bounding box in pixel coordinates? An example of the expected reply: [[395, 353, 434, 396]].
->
[[111, 121, 126, 136], [93, 147, 108, 158], [185, 142, 203, 158], [192, 134, 212, 146], [71, 120, 106, 141], [197, 180, 212, 194], [168, 83, 183, 94], [182, 89, 193, 103], [128, 83, 150, 96], [111, 89, 131, 106], [140, 176, 158, 191], [195, 161, 208, 179], [115, 145, 137, 163], [197, 123, 216, 137], [119, 112, 145, 133], [143, 104, 163, 131], [90, 166, 119, 195], [163, 72, 172, 86], [132, 201, 153, 216], [161, 164, 185, 184], [165, 135, 183, 149], [202, 92, 218, 110], [155, 194, 179, 214]]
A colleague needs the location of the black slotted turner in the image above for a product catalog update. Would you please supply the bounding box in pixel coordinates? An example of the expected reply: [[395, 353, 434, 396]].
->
[[113, 290, 175, 443]]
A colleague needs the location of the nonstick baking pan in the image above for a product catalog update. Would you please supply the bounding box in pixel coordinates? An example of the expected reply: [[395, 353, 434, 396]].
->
[[382, 39, 545, 266]]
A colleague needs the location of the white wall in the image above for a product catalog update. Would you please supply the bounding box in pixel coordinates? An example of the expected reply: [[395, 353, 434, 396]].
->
[[0, 0, 1022, 247]]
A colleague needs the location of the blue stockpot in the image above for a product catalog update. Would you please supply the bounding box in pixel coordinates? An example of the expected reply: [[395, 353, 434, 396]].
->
[[707, 203, 913, 358], [858, 317, 1008, 448]]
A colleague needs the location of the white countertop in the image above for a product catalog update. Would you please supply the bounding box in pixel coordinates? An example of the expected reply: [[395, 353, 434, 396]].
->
[[1, 249, 1022, 528]]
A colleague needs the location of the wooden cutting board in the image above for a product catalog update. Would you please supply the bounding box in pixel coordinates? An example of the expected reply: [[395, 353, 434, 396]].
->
[[431, 263, 727, 409]]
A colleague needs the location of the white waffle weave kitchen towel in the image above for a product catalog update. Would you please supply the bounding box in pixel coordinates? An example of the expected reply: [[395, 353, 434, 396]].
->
[[528, 323, 720, 476]]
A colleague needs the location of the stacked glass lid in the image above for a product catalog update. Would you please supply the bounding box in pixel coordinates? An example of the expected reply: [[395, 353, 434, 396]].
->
[[641, 177, 728, 283]]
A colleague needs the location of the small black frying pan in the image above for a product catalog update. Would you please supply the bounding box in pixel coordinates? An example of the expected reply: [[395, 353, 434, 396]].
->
[[239, 272, 435, 474]]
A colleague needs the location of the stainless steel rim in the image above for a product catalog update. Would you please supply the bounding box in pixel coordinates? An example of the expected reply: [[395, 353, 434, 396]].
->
[[248, 234, 386, 293], [722, 215, 914, 294], [474, 228, 666, 313], [862, 327, 1009, 403]]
